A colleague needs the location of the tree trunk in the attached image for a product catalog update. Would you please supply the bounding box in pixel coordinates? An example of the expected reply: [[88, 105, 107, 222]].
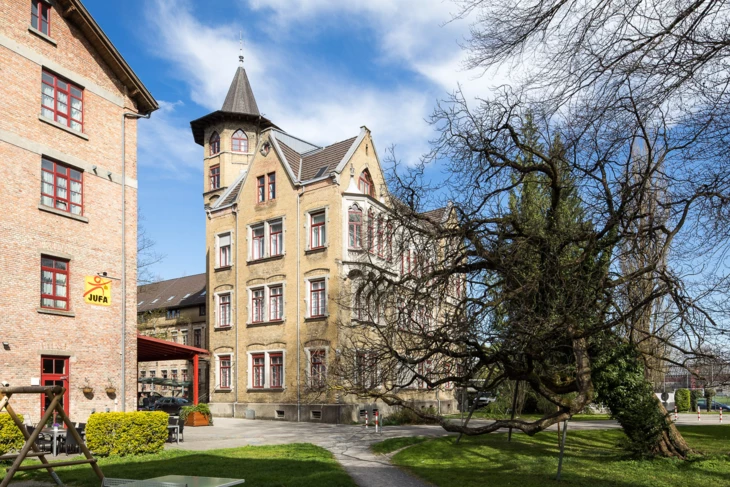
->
[[648, 400, 692, 458]]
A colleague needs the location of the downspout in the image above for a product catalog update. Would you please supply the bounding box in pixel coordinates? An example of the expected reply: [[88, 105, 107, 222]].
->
[[121, 111, 150, 411], [297, 186, 303, 422], [234, 204, 240, 416]]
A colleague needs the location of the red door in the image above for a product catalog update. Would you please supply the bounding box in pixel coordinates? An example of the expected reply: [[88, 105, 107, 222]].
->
[[40, 356, 70, 427]]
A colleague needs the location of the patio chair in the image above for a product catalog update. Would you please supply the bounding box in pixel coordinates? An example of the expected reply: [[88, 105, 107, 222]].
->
[[63, 428, 82, 455], [26, 426, 52, 452], [177, 416, 184, 443]]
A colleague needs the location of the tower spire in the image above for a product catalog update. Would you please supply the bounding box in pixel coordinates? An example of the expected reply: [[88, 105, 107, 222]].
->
[[239, 31, 244, 67]]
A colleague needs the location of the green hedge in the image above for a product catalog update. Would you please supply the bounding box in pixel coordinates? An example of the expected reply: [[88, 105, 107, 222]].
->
[[675, 389, 690, 412], [86, 411, 168, 456], [0, 413, 25, 456]]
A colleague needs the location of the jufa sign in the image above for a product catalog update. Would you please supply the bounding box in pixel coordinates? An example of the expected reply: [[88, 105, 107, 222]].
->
[[84, 275, 112, 306]]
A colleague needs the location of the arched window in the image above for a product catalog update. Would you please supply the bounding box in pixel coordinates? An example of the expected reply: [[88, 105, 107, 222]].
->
[[232, 129, 248, 153], [359, 170, 374, 197], [348, 205, 362, 249], [209, 131, 220, 156]]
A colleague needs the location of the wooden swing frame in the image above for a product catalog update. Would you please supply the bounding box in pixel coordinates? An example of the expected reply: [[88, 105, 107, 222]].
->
[[0, 385, 104, 487]]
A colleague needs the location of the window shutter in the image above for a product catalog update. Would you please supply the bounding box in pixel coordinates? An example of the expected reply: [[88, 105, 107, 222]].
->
[[219, 233, 231, 246]]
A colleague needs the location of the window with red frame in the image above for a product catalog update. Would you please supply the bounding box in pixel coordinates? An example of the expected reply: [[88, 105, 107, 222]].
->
[[310, 350, 326, 388], [348, 206, 362, 248], [219, 355, 231, 388], [218, 232, 231, 267], [209, 165, 220, 190], [252, 225, 264, 260], [270, 220, 283, 256], [376, 215, 384, 257], [41, 256, 68, 310], [40, 158, 83, 215], [359, 170, 374, 196], [310, 279, 326, 317], [310, 211, 326, 248], [256, 176, 265, 203], [270, 353, 283, 388], [386, 222, 393, 261], [268, 172, 276, 200], [252, 288, 264, 323], [209, 132, 220, 156], [252, 354, 265, 388], [269, 286, 283, 321], [41, 71, 83, 132], [218, 293, 231, 327], [181, 368, 188, 382], [367, 209, 374, 253], [31, 0, 50, 35], [232, 129, 248, 152]]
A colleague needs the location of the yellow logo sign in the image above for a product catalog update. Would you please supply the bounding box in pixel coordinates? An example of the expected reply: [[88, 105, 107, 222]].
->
[[84, 276, 112, 306]]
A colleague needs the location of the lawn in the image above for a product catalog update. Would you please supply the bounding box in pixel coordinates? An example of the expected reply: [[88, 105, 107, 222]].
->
[[446, 411, 612, 421], [379, 426, 730, 487], [6, 443, 355, 487]]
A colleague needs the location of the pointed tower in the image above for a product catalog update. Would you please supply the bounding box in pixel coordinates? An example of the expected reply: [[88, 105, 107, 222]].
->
[[190, 61, 277, 208]]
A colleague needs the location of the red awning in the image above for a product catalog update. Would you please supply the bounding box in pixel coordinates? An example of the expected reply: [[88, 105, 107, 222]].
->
[[137, 334, 209, 362]]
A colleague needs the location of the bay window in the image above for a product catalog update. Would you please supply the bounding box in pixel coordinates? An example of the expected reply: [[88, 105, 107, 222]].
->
[[348, 206, 362, 249]]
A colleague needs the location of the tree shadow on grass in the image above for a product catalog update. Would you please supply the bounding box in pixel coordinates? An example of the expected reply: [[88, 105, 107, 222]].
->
[[12, 444, 355, 487]]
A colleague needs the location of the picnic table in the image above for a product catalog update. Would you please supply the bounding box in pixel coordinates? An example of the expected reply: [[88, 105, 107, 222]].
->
[[114, 476, 244, 487]]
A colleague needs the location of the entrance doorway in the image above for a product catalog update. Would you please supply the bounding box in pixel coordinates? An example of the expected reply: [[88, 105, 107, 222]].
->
[[40, 356, 69, 426]]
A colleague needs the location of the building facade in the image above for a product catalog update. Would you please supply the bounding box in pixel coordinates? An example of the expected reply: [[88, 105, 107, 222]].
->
[[192, 63, 456, 422], [137, 274, 209, 401], [0, 0, 157, 422]]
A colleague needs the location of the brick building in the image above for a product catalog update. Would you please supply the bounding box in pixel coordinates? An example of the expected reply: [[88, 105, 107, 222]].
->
[[136, 274, 209, 401], [0, 0, 157, 422], [192, 61, 457, 422]]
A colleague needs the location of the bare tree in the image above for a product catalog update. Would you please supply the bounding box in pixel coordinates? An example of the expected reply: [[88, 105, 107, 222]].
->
[[138, 210, 165, 285]]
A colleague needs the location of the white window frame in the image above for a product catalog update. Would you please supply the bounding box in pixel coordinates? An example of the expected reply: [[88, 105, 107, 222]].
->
[[247, 217, 286, 261], [214, 290, 234, 328], [246, 349, 286, 390], [305, 206, 329, 250], [304, 276, 329, 318], [215, 231, 234, 268], [214, 352, 234, 391], [246, 282, 286, 324], [305, 347, 329, 388]]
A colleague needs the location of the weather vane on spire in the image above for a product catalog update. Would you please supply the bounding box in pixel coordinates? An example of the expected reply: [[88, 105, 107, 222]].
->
[[239, 31, 244, 66]]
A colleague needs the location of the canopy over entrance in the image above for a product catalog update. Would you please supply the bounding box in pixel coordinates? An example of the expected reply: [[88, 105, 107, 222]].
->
[[137, 334, 209, 404]]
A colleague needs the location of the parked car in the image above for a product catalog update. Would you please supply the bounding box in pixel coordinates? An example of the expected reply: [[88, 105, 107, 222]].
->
[[696, 398, 730, 411], [473, 392, 497, 409], [137, 391, 164, 410], [153, 396, 191, 415]]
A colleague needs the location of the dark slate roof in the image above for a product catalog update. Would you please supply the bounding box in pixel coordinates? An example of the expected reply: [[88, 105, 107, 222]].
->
[[137, 274, 206, 313], [300, 137, 358, 181], [277, 140, 302, 179], [221, 67, 260, 115], [214, 172, 247, 209], [420, 206, 449, 223]]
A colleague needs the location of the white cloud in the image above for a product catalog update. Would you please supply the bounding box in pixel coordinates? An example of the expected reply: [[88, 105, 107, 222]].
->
[[137, 100, 201, 178]]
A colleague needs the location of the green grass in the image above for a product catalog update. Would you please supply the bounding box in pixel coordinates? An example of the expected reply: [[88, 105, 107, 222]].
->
[[7, 443, 355, 487], [385, 426, 730, 487], [371, 436, 428, 454]]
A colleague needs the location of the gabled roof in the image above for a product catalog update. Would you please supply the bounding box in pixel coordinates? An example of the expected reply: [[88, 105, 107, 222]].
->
[[57, 0, 157, 114], [137, 274, 206, 313], [212, 171, 247, 210], [221, 66, 260, 115], [277, 140, 303, 179], [300, 137, 358, 181]]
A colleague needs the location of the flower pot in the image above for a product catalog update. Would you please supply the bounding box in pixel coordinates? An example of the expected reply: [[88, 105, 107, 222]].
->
[[185, 411, 210, 427], [105, 388, 116, 394], [82, 387, 94, 394]]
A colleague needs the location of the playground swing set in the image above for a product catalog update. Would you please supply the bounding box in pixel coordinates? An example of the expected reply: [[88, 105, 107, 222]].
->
[[0, 385, 104, 487]]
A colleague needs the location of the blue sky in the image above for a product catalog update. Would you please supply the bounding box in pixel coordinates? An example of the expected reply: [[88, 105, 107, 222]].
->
[[83, 0, 499, 280]]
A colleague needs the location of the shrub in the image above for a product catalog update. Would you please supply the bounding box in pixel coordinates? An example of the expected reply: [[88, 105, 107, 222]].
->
[[86, 411, 168, 456], [704, 388, 716, 409], [690, 390, 701, 412], [382, 406, 439, 426], [674, 389, 690, 412], [0, 413, 24, 456]]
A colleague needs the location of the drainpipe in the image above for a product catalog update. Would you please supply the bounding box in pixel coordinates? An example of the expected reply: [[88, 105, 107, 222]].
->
[[234, 204, 240, 417], [297, 186, 303, 422], [121, 111, 150, 411]]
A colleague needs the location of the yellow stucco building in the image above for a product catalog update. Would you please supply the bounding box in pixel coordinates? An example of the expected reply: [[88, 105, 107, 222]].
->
[[191, 62, 457, 422]]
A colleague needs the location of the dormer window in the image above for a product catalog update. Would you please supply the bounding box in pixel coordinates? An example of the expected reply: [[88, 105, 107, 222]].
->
[[232, 129, 248, 153], [359, 170, 374, 197], [209, 132, 220, 156]]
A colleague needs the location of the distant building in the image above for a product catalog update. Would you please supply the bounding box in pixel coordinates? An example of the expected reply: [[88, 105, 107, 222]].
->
[[191, 59, 457, 422], [0, 0, 157, 421], [136, 274, 209, 400]]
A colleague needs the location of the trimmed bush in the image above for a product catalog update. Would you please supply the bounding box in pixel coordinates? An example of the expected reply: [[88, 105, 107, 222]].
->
[[705, 388, 716, 409], [0, 413, 24, 456], [675, 389, 690, 412], [690, 389, 701, 412], [382, 406, 439, 426], [86, 411, 168, 456]]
